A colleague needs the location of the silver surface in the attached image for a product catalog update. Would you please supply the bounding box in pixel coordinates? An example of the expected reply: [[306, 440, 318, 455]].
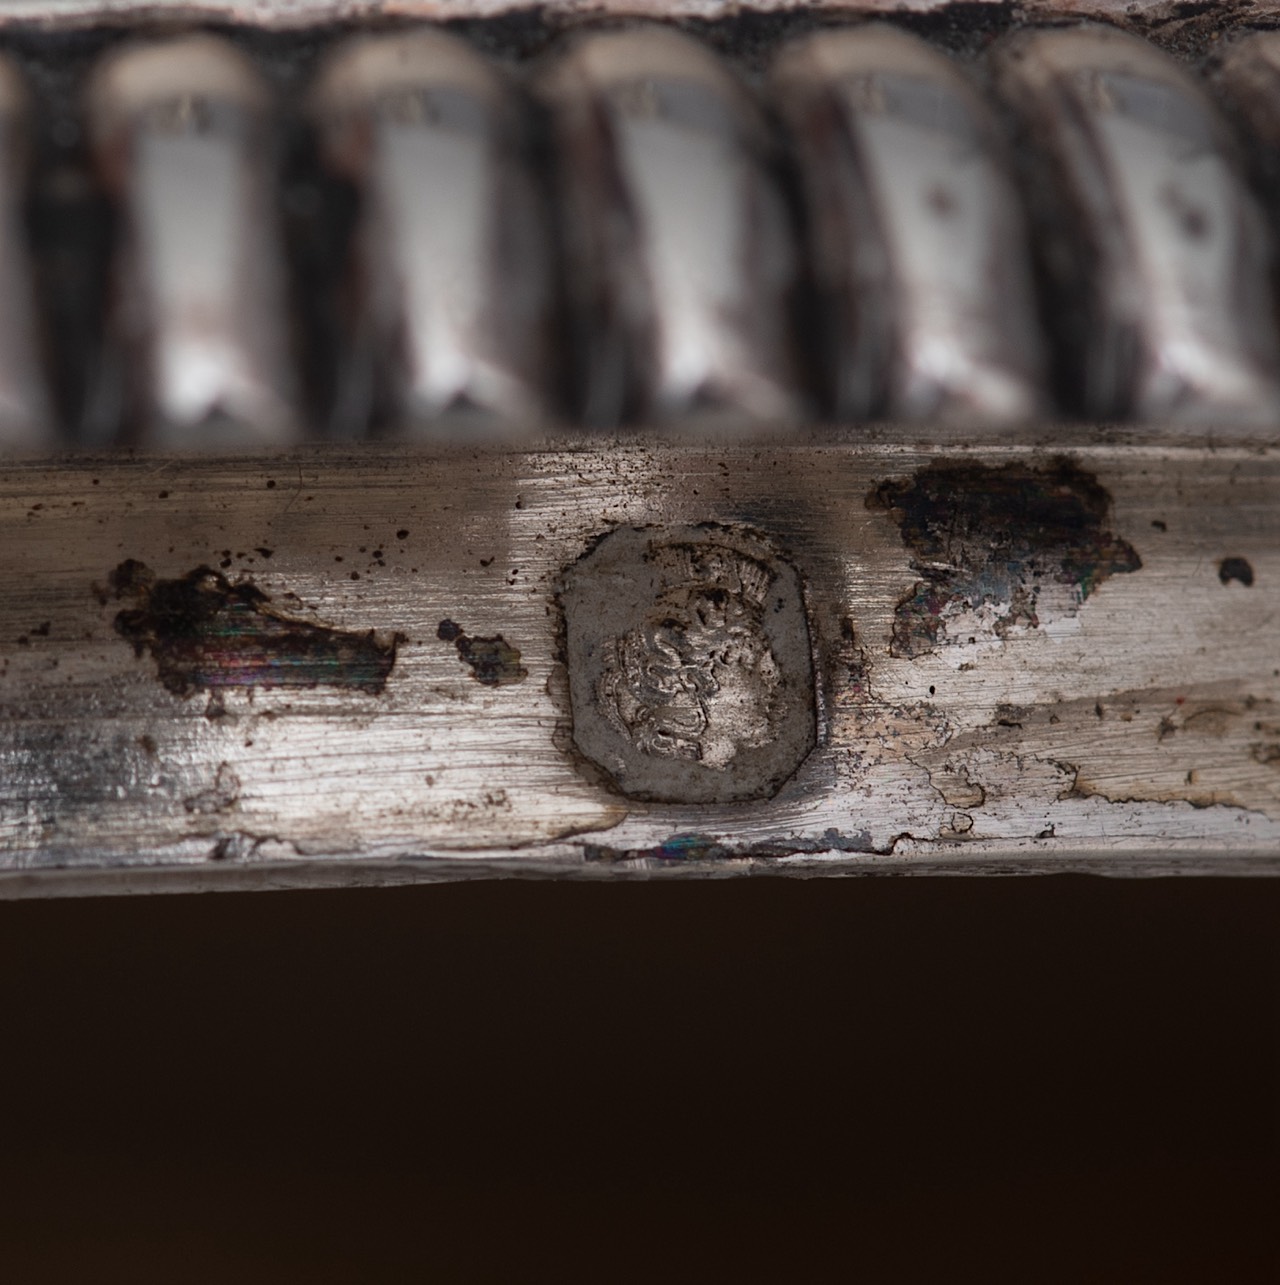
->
[[1, 431, 1278, 896], [1217, 34, 1280, 174], [772, 26, 1046, 424], [87, 35, 301, 446], [0, 0, 1262, 27], [536, 25, 806, 427], [0, 58, 54, 449], [310, 30, 557, 435], [0, 19, 1274, 441], [993, 25, 1280, 428], [1, 16, 1279, 895]]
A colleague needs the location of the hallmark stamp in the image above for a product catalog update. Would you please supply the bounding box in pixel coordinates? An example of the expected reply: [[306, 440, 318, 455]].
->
[[561, 525, 816, 803]]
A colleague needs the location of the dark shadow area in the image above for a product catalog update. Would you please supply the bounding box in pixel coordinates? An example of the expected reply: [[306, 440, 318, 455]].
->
[[0, 874, 1276, 1282]]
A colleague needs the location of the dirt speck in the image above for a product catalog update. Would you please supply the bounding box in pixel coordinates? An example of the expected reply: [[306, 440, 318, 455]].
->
[[437, 618, 527, 687], [1219, 557, 1254, 587]]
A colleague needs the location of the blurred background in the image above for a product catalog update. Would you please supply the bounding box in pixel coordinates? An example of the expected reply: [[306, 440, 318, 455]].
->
[[0, 874, 1276, 1282]]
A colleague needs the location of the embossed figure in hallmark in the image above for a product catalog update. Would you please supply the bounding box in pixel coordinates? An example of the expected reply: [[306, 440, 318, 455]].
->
[[598, 545, 782, 769], [562, 526, 816, 803]]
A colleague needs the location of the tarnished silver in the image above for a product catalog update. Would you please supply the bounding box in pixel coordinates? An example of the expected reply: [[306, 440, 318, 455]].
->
[[3, 431, 1280, 896], [772, 25, 1046, 424], [310, 30, 558, 435], [536, 25, 806, 427], [0, 57, 54, 450], [6, 15, 1280, 896], [0, 0, 1253, 32], [87, 35, 301, 446], [992, 25, 1280, 428]]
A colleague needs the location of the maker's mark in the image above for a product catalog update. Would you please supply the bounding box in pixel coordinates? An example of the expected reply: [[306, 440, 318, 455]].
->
[[562, 525, 816, 803]]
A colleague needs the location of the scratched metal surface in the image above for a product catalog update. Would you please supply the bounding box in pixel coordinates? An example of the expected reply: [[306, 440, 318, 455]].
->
[[1, 431, 1277, 895]]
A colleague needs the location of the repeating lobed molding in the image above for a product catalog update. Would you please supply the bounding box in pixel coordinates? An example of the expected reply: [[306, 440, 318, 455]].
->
[[0, 0, 1273, 31]]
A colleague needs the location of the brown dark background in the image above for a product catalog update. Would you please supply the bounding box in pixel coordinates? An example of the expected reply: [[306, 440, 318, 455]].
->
[[0, 875, 1276, 1282]]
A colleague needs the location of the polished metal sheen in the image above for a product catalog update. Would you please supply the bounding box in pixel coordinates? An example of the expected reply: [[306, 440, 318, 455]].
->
[[772, 25, 1047, 424], [536, 25, 807, 427], [993, 25, 1280, 426], [311, 29, 558, 434], [87, 35, 301, 445]]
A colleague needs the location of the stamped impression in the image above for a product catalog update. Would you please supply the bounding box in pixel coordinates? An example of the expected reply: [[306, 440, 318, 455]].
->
[[562, 525, 816, 803]]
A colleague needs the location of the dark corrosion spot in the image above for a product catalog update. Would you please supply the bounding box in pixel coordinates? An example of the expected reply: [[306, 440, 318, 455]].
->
[[1219, 557, 1254, 588], [108, 560, 402, 698], [396, 529, 409, 540], [867, 459, 1141, 657], [108, 558, 156, 598], [437, 619, 526, 687], [583, 827, 872, 864]]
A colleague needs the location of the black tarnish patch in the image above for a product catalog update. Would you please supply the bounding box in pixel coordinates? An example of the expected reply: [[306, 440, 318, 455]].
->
[[1219, 557, 1255, 587], [437, 619, 528, 687], [109, 560, 402, 697], [868, 459, 1142, 657]]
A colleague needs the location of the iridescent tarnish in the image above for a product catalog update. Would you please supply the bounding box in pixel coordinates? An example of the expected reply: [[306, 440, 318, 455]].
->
[[868, 459, 1142, 656], [772, 26, 1047, 424], [86, 35, 301, 446], [0, 58, 53, 450], [536, 26, 807, 428], [310, 30, 558, 435], [109, 559, 402, 697], [992, 25, 1280, 428]]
